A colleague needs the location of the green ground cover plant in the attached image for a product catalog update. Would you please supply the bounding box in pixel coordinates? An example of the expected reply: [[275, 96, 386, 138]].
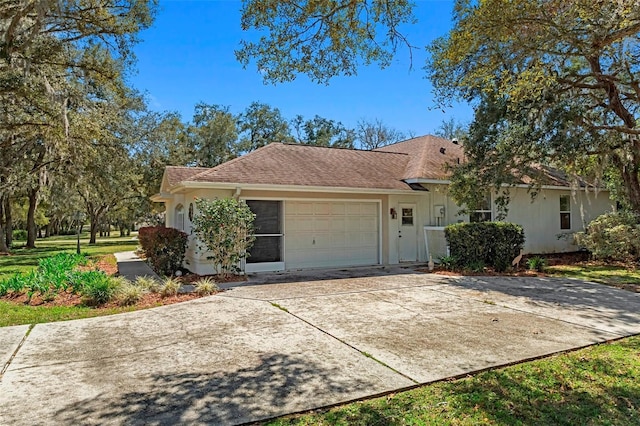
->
[[0, 233, 138, 281], [0, 253, 119, 304], [267, 336, 640, 425], [527, 256, 547, 272]]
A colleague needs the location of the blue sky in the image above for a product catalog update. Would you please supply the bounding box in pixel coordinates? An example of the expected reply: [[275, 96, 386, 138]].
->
[[129, 0, 473, 138]]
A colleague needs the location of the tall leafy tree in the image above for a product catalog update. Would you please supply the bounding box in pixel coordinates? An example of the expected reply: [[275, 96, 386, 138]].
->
[[134, 111, 194, 218], [237, 101, 293, 152], [427, 0, 640, 211], [190, 103, 238, 167], [292, 115, 355, 148], [0, 0, 157, 251], [237, 0, 416, 83]]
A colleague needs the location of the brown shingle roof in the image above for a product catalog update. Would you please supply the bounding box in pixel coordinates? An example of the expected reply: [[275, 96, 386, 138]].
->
[[375, 135, 464, 180], [163, 135, 578, 190], [189, 143, 412, 190], [165, 166, 211, 186]]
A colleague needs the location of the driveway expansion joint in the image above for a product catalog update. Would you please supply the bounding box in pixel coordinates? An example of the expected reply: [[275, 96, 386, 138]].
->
[[268, 300, 419, 385], [1, 324, 34, 380]]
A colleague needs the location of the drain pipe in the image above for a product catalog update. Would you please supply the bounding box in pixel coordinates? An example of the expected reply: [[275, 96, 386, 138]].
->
[[233, 187, 242, 200]]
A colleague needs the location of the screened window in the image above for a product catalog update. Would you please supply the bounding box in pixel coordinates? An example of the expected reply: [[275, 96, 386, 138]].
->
[[560, 195, 571, 230], [175, 204, 185, 231], [246, 200, 283, 264], [470, 193, 492, 222]]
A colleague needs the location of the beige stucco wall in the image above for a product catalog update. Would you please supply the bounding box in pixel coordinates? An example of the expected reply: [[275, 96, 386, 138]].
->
[[501, 187, 613, 253], [161, 184, 613, 274], [174, 188, 235, 275]]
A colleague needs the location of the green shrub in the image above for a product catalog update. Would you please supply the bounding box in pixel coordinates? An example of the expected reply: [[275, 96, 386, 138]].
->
[[445, 222, 525, 272], [438, 255, 456, 271], [575, 211, 640, 261], [117, 280, 147, 306], [12, 229, 27, 241], [466, 259, 486, 273], [134, 276, 162, 293], [76, 271, 121, 306], [527, 256, 547, 272], [159, 277, 181, 297], [191, 198, 256, 278], [194, 277, 219, 296], [138, 226, 189, 276]]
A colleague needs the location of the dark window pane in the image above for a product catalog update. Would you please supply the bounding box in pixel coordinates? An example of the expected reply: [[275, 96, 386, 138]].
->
[[246, 200, 281, 234], [560, 195, 570, 212], [470, 212, 492, 223], [247, 236, 282, 263], [402, 208, 413, 225], [560, 212, 571, 230]]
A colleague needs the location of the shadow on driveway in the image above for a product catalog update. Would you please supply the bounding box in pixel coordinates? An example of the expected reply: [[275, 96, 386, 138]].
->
[[54, 353, 370, 425], [444, 276, 640, 334]]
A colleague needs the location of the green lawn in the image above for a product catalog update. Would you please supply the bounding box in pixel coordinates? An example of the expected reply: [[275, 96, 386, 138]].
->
[[267, 336, 640, 425], [0, 301, 143, 327], [548, 264, 640, 288], [1, 233, 138, 281], [0, 234, 141, 327]]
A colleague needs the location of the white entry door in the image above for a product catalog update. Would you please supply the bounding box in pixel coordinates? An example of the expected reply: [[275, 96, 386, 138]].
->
[[398, 203, 417, 262]]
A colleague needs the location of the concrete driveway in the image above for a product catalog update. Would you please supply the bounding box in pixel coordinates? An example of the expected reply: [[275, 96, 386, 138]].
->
[[2, 270, 640, 425]]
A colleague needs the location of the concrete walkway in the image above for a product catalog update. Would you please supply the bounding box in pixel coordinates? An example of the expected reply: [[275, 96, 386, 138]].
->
[[1, 272, 640, 425], [114, 251, 160, 282]]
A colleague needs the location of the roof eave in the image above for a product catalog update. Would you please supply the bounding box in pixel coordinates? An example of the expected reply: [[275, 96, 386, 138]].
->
[[150, 192, 172, 202], [176, 181, 418, 195]]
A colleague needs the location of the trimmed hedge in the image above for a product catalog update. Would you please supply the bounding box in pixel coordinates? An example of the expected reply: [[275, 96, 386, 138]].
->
[[138, 226, 188, 276], [445, 222, 525, 272]]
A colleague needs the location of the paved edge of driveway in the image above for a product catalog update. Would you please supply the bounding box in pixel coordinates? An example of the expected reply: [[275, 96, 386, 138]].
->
[[2, 272, 640, 425]]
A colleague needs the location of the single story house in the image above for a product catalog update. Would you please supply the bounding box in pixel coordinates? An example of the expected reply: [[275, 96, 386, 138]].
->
[[152, 135, 613, 275]]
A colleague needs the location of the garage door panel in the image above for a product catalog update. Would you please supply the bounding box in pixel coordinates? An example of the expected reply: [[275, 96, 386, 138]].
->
[[360, 217, 377, 230], [285, 201, 379, 269], [331, 203, 345, 215], [330, 218, 345, 231], [314, 218, 331, 232], [360, 232, 378, 246], [361, 203, 378, 216], [294, 202, 314, 215], [314, 203, 331, 215], [345, 203, 361, 215]]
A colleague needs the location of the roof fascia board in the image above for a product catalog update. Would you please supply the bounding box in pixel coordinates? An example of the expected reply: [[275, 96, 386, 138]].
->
[[175, 181, 416, 195], [150, 192, 172, 202]]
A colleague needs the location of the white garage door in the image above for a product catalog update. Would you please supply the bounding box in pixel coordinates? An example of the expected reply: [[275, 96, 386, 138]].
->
[[285, 201, 379, 269]]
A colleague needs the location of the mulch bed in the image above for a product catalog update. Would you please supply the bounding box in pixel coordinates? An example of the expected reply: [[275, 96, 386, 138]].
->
[[0, 255, 246, 309], [418, 251, 640, 293]]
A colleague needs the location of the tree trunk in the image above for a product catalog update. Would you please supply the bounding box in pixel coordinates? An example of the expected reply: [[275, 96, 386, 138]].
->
[[0, 196, 8, 253], [89, 217, 99, 244], [612, 153, 640, 214], [26, 187, 38, 249], [4, 195, 12, 248]]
